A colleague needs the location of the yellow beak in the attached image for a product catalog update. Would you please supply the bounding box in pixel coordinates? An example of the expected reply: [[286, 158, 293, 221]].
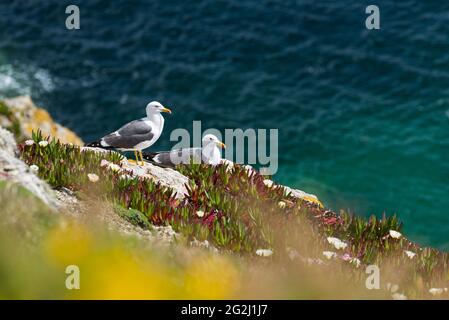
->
[[217, 141, 226, 149], [161, 107, 172, 114]]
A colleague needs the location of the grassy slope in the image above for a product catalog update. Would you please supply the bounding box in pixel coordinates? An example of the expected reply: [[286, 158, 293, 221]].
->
[[14, 131, 449, 298]]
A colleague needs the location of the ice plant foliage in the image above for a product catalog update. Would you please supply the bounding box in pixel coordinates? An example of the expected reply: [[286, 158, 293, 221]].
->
[[349, 257, 361, 268], [20, 131, 123, 188], [18, 131, 449, 297]]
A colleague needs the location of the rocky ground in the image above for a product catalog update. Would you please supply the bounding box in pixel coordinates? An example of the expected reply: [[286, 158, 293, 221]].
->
[[0, 96, 83, 145]]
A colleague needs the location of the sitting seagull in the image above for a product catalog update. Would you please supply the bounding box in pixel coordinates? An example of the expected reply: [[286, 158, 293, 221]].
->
[[143, 134, 225, 168], [86, 101, 171, 165]]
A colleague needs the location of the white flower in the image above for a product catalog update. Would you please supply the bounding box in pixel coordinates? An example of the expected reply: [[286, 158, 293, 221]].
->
[[243, 165, 257, 177], [87, 173, 99, 183], [100, 159, 110, 167], [307, 258, 325, 266], [263, 179, 274, 188], [322, 251, 337, 260], [327, 237, 348, 250], [119, 174, 133, 180], [256, 249, 273, 257], [392, 293, 407, 300], [429, 288, 444, 296], [38, 140, 49, 147], [25, 140, 35, 146], [389, 230, 402, 239], [386, 283, 399, 293], [108, 163, 121, 172], [196, 210, 205, 218], [404, 250, 416, 259], [278, 201, 286, 209], [350, 257, 361, 268], [29, 164, 39, 173], [243, 165, 254, 172]]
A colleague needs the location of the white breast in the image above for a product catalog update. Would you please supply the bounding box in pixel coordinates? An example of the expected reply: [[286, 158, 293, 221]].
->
[[202, 144, 222, 165], [135, 114, 164, 150]]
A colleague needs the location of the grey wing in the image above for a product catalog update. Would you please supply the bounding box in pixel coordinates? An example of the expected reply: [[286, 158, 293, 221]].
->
[[151, 148, 202, 166], [150, 151, 180, 167], [102, 119, 154, 149]]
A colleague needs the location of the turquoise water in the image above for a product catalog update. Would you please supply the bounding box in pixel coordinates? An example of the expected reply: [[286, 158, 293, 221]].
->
[[1, 1, 449, 249]]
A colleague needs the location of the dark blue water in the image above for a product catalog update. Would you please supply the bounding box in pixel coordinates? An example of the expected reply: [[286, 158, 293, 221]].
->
[[1, 0, 449, 249]]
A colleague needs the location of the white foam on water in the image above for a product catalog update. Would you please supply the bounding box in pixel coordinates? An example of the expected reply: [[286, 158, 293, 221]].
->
[[0, 63, 55, 98], [33, 68, 55, 92]]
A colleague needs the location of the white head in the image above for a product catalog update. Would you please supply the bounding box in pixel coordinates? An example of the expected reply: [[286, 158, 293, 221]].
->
[[202, 134, 226, 149], [146, 101, 172, 115], [201, 134, 225, 165]]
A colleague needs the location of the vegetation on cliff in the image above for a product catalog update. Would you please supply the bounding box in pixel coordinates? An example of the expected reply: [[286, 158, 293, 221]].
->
[[11, 130, 449, 299]]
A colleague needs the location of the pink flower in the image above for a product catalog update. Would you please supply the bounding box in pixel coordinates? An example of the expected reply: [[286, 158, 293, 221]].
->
[[341, 253, 352, 261], [100, 159, 110, 167], [323, 217, 338, 225]]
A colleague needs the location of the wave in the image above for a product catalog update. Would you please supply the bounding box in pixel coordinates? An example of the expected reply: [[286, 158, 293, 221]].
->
[[0, 63, 55, 99]]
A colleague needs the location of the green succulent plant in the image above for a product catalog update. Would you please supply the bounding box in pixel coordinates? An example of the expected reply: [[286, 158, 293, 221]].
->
[[18, 131, 449, 292]]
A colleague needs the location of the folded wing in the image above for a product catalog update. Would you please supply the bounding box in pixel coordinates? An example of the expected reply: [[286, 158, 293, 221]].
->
[[143, 148, 204, 167], [102, 119, 154, 149]]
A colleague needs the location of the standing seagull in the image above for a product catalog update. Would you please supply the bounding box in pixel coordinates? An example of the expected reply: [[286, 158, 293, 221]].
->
[[143, 134, 225, 168], [86, 101, 172, 165]]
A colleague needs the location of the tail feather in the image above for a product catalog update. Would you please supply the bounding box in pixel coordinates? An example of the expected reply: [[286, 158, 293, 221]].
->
[[142, 152, 174, 168], [142, 152, 158, 163], [85, 140, 113, 149]]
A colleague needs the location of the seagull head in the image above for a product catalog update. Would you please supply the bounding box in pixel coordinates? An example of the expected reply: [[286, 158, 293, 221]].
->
[[202, 134, 226, 149], [146, 101, 172, 115]]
